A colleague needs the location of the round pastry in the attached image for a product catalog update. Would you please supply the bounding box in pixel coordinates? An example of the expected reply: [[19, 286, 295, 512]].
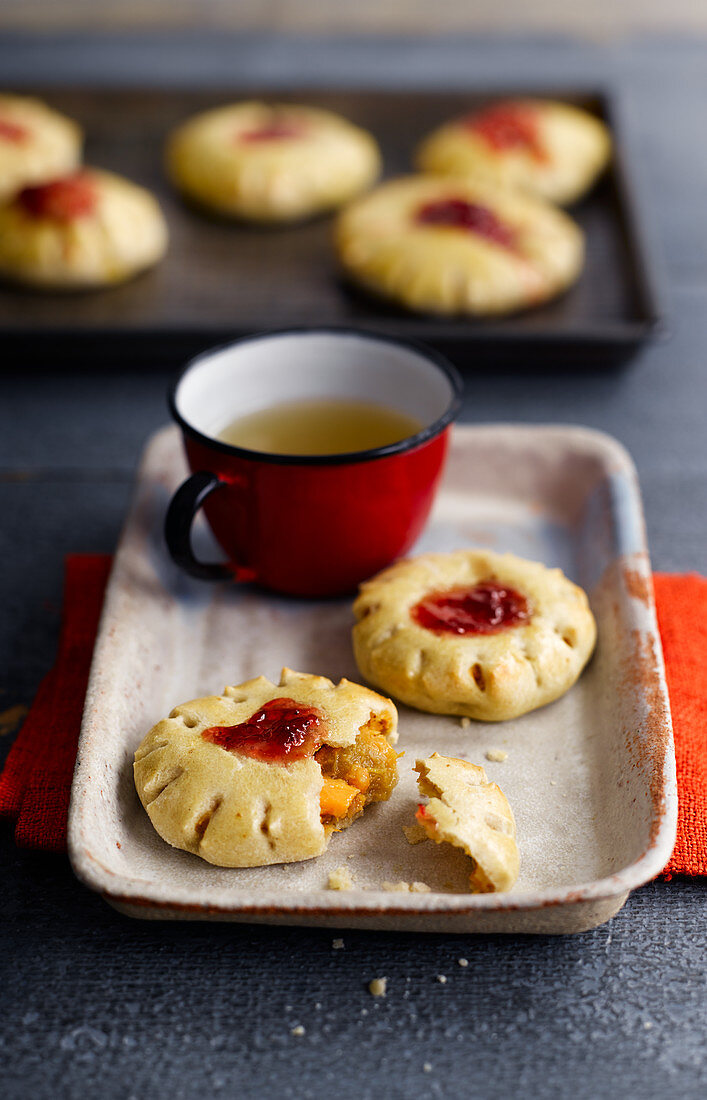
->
[[165, 101, 381, 223], [415, 753, 519, 893], [352, 549, 596, 721], [133, 668, 399, 868], [334, 175, 584, 317], [0, 94, 81, 203], [0, 167, 168, 289], [416, 98, 611, 205]]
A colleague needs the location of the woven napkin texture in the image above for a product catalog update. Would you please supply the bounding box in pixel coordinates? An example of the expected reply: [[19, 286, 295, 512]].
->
[[0, 555, 704, 876]]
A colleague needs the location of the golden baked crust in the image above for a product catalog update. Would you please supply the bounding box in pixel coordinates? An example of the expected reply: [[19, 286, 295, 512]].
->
[[415, 753, 519, 892], [166, 101, 381, 222], [0, 167, 168, 289], [133, 668, 398, 868], [0, 94, 81, 203], [352, 549, 597, 721], [334, 175, 583, 317], [416, 98, 611, 205]]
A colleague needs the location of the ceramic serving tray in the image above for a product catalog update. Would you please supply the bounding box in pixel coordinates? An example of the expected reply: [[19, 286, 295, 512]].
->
[[68, 424, 676, 933]]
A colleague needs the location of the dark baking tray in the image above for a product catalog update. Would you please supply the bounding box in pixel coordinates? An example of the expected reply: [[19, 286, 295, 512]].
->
[[0, 88, 664, 369]]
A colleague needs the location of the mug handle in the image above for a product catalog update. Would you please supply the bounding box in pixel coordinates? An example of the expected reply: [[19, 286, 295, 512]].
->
[[164, 471, 255, 583]]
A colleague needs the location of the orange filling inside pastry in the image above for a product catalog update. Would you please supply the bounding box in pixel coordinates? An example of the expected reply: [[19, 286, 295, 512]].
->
[[316, 723, 399, 832]]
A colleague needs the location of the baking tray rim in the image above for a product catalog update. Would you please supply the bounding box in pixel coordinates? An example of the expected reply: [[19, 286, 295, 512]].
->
[[67, 422, 677, 921]]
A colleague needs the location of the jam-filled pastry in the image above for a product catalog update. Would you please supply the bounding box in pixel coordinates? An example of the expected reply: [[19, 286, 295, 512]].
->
[[414, 753, 519, 893], [334, 176, 583, 317], [0, 94, 81, 203], [416, 98, 611, 206], [165, 101, 381, 223], [133, 669, 399, 868], [0, 168, 168, 289], [352, 549, 596, 721]]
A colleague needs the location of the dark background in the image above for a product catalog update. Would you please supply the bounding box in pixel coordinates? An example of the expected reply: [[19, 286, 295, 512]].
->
[[1, 33, 706, 1099]]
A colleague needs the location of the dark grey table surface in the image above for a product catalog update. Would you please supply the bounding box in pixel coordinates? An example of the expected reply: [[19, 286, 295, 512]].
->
[[1, 32, 706, 1100]]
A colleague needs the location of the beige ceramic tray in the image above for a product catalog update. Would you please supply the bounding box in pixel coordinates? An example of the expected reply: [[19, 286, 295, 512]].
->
[[68, 424, 676, 933]]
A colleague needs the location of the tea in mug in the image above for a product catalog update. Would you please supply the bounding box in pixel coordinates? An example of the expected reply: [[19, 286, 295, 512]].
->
[[218, 398, 422, 456]]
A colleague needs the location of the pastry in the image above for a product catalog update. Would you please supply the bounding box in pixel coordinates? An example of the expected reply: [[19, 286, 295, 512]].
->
[[352, 549, 596, 721], [133, 668, 399, 868], [0, 93, 81, 203], [334, 175, 583, 317], [414, 753, 519, 893], [0, 167, 168, 289], [416, 98, 611, 205], [166, 101, 381, 222]]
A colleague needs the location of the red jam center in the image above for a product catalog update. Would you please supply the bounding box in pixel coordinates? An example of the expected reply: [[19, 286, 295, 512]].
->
[[18, 171, 98, 221], [465, 102, 546, 161], [417, 198, 516, 249], [413, 581, 531, 635], [239, 119, 304, 142], [0, 118, 29, 143], [201, 697, 325, 764]]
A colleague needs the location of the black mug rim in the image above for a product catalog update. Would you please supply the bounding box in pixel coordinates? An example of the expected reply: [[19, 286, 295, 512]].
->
[[168, 326, 464, 467]]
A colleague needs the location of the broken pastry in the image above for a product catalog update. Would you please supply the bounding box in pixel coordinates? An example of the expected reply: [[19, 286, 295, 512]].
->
[[133, 668, 398, 867], [414, 753, 519, 893], [353, 548, 596, 720]]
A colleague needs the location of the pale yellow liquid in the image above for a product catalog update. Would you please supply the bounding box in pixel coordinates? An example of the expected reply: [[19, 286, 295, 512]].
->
[[218, 398, 423, 456]]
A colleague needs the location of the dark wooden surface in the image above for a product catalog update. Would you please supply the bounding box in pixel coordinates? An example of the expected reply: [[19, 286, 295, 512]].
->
[[1, 32, 706, 1100], [0, 88, 659, 367]]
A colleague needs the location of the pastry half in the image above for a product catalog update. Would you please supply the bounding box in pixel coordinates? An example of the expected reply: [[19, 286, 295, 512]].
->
[[134, 669, 399, 867], [416, 98, 611, 205], [166, 101, 381, 222], [353, 549, 596, 721], [0, 93, 81, 203], [0, 167, 168, 289], [415, 753, 519, 893], [335, 175, 583, 317]]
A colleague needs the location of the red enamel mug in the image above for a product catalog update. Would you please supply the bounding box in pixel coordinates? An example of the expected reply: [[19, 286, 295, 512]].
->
[[166, 328, 463, 597]]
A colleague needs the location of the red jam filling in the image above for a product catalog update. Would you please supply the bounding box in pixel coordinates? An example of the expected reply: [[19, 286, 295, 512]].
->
[[201, 697, 325, 764], [18, 171, 98, 221], [465, 102, 546, 162], [0, 118, 29, 143], [416, 198, 516, 249], [413, 581, 531, 636], [239, 119, 304, 142]]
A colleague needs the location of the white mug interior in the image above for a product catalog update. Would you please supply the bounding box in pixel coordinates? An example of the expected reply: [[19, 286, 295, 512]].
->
[[174, 330, 458, 448]]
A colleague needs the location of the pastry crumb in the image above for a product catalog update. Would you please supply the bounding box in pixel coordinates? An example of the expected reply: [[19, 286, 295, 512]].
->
[[332, 937, 344, 950], [402, 822, 427, 845], [437, 974, 447, 984], [382, 881, 411, 892], [459, 717, 471, 729], [423, 1063, 432, 1073], [328, 866, 354, 891], [458, 957, 469, 968], [410, 881, 431, 893], [485, 749, 508, 763], [290, 1025, 305, 1037], [369, 977, 387, 998], [550, 779, 557, 786]]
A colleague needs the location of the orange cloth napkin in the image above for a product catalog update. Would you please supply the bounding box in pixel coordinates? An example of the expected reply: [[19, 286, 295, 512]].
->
[[0, 555, 705, 876]]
